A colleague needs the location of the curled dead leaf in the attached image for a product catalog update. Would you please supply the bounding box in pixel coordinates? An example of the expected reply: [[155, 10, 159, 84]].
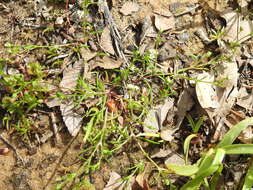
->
[[100, 26, 115, 55], [90, 56, 124, 70], [154, 14, 175, 31], [120, 2, 139, 16]]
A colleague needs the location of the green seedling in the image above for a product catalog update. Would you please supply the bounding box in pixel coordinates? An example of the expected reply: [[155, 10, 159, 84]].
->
[[186, 115, 205, 134], [0, 62, 47, 133], [166, 117, 253, 190]]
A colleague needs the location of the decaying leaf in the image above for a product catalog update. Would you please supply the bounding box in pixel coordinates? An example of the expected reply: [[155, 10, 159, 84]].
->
[[143, 98, 174, 133], [120, 2, 139, 16], [195, 72, 219, 109], [134, 163, 151, 190], [176, 87, 195, 127], [140, 16, 157, 41], [80, 48, 97, 62], [165, 154, 185, 165], [236, 87, 253, 110], [154, 7, 173, 17], [60, 100, 84, 136], [154, 14, 175, 31], [160, 128, 178, 142], [60, 61, 83, 93], [151, 148, 172, 158], [196, 59, 238, 122], [222, 10, 253, 43], [103, 171, 124, 190], [100, 26, 115, 55], [90, 56, 124, 70]]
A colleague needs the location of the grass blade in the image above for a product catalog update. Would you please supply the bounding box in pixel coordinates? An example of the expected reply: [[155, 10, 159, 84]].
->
[[217, 118, 253, 148], [184, 134, 197, 164], [223, 144, 253, 154], [242, 158, 253, 190], [166, 164, 199, 176]]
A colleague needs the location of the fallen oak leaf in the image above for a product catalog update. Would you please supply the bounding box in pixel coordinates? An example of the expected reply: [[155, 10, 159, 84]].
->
[[90, 56, 124, 70]]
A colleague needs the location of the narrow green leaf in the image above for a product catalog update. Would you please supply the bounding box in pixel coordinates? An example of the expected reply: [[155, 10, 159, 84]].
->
[[217, 117, 253, 148], [223, 144, 253, 154], [242, 159, 253, 190], [166, 164, 199, 176], [181, 149, 225, 190], [184, 134, 197, 164]]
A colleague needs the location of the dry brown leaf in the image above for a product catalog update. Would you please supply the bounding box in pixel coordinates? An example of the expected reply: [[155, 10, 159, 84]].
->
[[135, 164, 152, 190], [100, 26, 115, 55], [60, 61, 83, 92], [222, 10, 253, 43], [154, 14, 175, 31], [60, 100, 84, 136], [143, 98, 174, 133], [103, 171, 124, 190], [176, 87, 195, 127], [160, 128, 177, 141], [196, 59, 238, 122], [236, 87, 253, 110], [151, 149, 172, 158], [80, 48, 97, 62], [90, 56, 124, 70], [120, 2, 139, 16], [165, 154, 185, 165], [195, 72, 219, 109], [154, 7, 173, 17]]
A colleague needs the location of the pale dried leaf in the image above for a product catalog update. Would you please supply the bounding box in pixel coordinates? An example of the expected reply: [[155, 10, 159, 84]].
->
[[154, 8, 173, 17], [60, 101, 84, 136], [60, 61, 83, 93], [196, 72, 219, 109], [135, 163, 151, 190], [120, 2, 139, 16], [165, 154, 184, 165], [236, 87, 253, 110], [160, 128, 177, 141], [151, 149, 172, 158], [80, 48, 97, 62], [103, 171, 124, 190], [90, 56, 124, 70], [176, 87, 194, 127], [143, 109, 159, 133], [154, 14, 175, 31], [222, 10, 253, 43], [143, 98, 174, 133], [100, 27, 115, 55], [44, 98, 61, 108]]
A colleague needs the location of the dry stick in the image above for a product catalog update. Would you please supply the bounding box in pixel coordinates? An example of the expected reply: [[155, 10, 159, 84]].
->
[[43, 132, 79, 190], [99, 0, 128, 66], [0, 134, 25, 165]]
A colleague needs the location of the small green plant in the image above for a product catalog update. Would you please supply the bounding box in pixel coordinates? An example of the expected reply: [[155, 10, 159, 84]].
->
[[186, 115, 205, 134], [0, 62, 47, 132], [166, 117, 253, 189]]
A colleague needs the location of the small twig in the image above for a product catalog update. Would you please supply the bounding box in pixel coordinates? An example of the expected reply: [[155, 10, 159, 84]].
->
[[0, 134, 25, 166], [99, 0, 128, 66]]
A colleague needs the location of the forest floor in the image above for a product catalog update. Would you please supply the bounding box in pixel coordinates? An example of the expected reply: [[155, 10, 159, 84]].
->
[[0, 0, 253, 189]]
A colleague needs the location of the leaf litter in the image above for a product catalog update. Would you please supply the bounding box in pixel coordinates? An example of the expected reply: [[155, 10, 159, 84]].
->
[[0, 0, 253, 189]]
